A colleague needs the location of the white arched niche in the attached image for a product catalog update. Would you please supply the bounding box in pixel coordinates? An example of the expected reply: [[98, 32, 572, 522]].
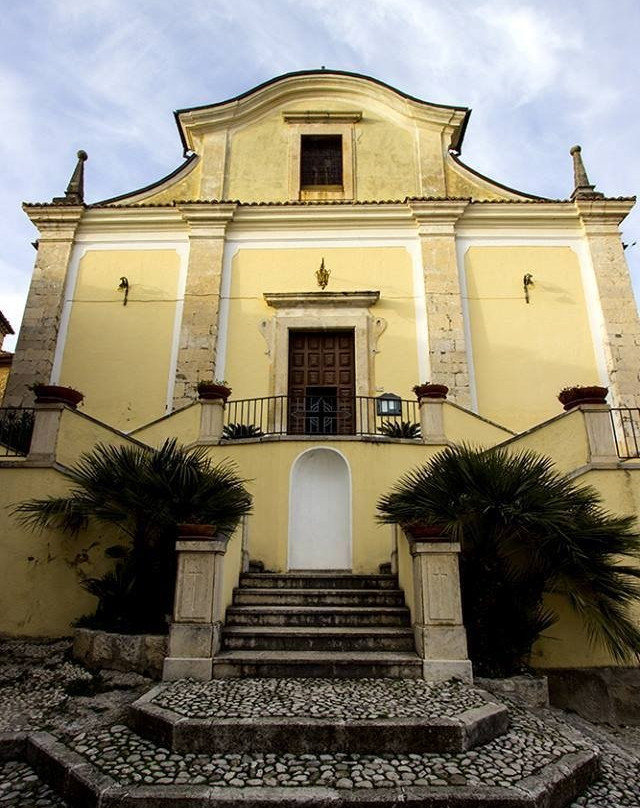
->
[[288, 447, 352, 570]]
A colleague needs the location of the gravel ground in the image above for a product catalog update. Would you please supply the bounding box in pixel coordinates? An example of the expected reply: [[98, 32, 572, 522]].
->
[[153, 676, 489, 719], [0, 637, 639, 806]]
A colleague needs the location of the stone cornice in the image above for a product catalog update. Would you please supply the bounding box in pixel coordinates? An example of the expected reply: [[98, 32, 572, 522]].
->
[[264, 291, 380, 309], [22, 204, 84, 239], [457, 200, 583, 230], [76, 206, 185, 235], [574, 198, 636, 236], [177, 202, 237, 238], [409, 200, 469, 235], [229, 202, 416, 232]]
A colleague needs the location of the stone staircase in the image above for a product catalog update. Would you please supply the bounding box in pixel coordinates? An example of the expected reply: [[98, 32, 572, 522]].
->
[[212, 571, 423, 678]]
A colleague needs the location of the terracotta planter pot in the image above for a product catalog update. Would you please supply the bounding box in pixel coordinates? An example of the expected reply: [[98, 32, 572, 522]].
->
[[177, 523, 218, 538], [413, 384, 449, 401], [198, 383, 231, 401], [32, 384, 84, 408], [558, 385, 608, 411]]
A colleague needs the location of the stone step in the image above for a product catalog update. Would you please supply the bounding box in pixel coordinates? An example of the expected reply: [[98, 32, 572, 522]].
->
[[129, 680, 511, 754], [239, 572, 399, 590], [224, 605, 411, 627], [211, 650, 423, 678], [233, 587, 406, 607], [222, 625, 416, 651], [5, 702, 602, 808]]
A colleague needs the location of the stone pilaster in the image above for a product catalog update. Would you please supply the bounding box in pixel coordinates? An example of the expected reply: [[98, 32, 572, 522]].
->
[[410, 201, 471, 407], [173, 203, 236, 410], [408, 536, 473, 683], [576, 199, 640, 408], [163, 534, 229, 681], [4, 205, 83, 407]]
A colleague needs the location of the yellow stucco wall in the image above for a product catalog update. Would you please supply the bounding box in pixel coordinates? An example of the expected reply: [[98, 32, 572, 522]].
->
[[445, 162, 510, 201], [55, 408, 145, 469], [59, 249, 181, 430], [226, 246, 419, 399], [0, 364, 10, 403], [223, 101, 422, 203], [130, 403, 201, 447], [0, 466, 120, 636], [465, 246, 601, 431], [205, 439, 442, 574], [496, 409, 590, 475]]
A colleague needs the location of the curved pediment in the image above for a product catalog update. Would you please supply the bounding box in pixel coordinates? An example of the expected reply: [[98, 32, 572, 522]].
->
[[95, 70, 542, 205], [175, 69, 470, 154]]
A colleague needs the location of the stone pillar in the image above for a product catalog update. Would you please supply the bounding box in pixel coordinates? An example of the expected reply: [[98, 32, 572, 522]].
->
[[408, 536, 473, 683], [173, 204, 236, 410], [27, 403, 64, 463], [199, 399, 225, 442], [581, 404, 618, 465], [419, 398, 447, 444], [4, 206, 83, 407], [576, 199, 640, 408], [163, 533, 229, 681], [410, 201, 471, 407]]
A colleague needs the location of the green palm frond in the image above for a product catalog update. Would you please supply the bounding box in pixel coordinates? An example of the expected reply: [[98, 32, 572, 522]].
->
[[14, 437, 253, 634], [378, 443, 640, 673]]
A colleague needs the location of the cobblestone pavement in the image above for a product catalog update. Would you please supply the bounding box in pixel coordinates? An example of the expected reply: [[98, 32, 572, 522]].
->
[[0, 761, 66, 807], [0, 638, 639, 806], [69, 704, 588, 789], [153, 676, 489, 719], [0, 638, 152, 738]]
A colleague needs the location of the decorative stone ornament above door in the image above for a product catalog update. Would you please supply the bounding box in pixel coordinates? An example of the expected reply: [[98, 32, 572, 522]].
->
[[262, 291, 382, 397]]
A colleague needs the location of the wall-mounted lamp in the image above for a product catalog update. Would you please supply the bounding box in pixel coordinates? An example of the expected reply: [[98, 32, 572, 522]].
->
[[376, 392, 402, 417], [523, 273, 534, 304], [316, 258, 330, 290], [117, 276, 129, 306]]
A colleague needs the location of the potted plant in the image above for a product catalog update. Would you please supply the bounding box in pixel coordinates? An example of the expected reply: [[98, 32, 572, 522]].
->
[[31, 383, 84, 408], [558, 385, 608, 411], [402, 522, 447, 540], [197, 379, 232, 401], [412, 382, 449, 400]]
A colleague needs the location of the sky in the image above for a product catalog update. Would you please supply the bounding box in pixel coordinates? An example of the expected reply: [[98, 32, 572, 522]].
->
[[1, 0, 639, 351]]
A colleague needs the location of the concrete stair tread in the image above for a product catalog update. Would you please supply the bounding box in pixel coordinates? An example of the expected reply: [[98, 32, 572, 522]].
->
[[236, 587, 404, 594], [223, 626, 413, 635], [227, 605, 408, 612], [214, 650, 421, 662]]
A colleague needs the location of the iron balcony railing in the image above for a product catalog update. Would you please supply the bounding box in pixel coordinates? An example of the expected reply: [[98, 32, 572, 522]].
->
[[610, 407, 640, 459], [223, 395, 420, 440], [0, 408, 35, 457]]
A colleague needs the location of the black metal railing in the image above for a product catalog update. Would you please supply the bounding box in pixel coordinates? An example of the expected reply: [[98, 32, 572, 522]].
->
[[0, 408, 35, 457], [610, 407, 640, 459], [223, 395, 420, 440]]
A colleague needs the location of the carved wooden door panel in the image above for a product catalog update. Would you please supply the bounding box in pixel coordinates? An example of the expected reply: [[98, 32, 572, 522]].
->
[[288, 330, 355, 435]]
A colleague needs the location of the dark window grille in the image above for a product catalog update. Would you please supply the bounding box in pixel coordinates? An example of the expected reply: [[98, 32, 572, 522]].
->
[[300, 135, 343, 187]]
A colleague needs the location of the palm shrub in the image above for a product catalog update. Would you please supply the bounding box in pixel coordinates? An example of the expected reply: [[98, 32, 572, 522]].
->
[[378, 444, 640, 676], [13, 439, 252, 634]]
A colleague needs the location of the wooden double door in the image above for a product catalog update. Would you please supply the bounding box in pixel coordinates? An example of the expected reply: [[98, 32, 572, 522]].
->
[[288, 330, 355, 435]]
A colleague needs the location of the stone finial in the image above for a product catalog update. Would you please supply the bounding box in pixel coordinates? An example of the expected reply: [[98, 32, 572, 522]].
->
[[570, 145, 604, 200], [52, 150, 88, 205]]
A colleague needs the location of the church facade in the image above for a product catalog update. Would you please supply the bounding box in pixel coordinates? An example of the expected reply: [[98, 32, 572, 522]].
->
[[2, 70, 639, 679]]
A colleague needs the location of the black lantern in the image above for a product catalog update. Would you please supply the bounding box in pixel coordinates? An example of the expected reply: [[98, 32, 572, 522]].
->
[[376, 392, 402, 417]]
